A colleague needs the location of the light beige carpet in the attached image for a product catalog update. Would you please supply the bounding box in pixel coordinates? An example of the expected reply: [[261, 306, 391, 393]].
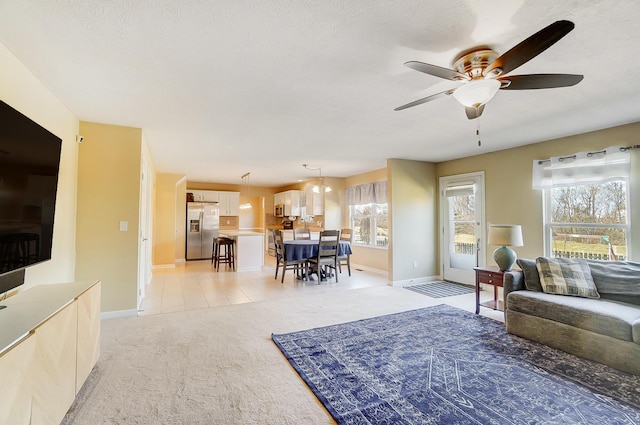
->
[[62, 284, 491, 424]]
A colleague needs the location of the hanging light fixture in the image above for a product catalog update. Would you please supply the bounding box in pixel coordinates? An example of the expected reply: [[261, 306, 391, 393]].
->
[[239, 172, 252, 210], [302, 164, 332, 193]]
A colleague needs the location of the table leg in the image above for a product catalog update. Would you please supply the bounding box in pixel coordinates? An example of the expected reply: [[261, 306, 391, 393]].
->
[[475, 279, 480, 314]]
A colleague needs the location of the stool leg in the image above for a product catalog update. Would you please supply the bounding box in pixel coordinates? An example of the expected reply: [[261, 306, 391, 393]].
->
[[231, 241, 235, 271]]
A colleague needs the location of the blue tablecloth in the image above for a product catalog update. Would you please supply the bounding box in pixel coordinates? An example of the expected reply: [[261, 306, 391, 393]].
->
[[284, 240, 351, 262]]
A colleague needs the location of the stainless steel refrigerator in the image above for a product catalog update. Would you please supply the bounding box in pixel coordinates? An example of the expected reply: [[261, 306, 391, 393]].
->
[[186, 202, 220, 260]]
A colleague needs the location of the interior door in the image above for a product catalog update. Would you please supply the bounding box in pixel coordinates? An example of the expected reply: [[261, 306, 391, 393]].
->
[[440, 172, 485, 284]]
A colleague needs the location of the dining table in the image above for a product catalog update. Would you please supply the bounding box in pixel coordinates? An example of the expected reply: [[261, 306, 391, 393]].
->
[[283, 239, 352, 262]]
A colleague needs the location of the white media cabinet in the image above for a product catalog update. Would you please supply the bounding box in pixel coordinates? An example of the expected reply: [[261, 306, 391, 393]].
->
[[0, 280, 101, 425]]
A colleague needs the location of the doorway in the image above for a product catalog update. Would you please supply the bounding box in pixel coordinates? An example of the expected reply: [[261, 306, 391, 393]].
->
[[440, 172, 485, 284]]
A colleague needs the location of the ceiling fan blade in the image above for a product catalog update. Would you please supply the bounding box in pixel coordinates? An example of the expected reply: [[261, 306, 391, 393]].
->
[[394, 89, 455, 111], [484, 20, 575, 77], [465, 104, 485, 120], [499, 74, 583, 90], [405, 61, 468, 81]]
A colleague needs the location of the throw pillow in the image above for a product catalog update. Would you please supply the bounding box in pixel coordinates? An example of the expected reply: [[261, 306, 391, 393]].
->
[[516, 258, 542, 292], [535, 257, 600, 298]]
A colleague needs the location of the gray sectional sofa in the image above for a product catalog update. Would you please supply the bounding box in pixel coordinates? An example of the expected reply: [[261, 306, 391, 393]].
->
[[504, 258, 640, 375]]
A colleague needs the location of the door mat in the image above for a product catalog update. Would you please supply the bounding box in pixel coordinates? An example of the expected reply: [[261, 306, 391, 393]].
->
[[404, 281, 474, 298]]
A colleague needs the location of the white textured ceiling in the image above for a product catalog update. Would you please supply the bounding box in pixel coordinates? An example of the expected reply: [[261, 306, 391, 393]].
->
[[1, 0, 639, 186]]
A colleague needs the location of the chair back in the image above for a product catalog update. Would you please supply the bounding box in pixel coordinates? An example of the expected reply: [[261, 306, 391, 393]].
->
[[340, 228, 353, 243], [274, 230, 285, 259], [317, 230, 340, 259], [293, 228, 311, 240]]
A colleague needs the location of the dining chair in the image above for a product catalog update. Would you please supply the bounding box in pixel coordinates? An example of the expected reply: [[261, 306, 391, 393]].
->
[[293, 228, 311, 240], [274, 230, 307, 283], [308, 230, 340, 283], [337, 228, 353, 276]]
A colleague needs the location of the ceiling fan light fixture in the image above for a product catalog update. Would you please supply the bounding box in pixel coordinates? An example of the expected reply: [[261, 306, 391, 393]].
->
[[452, 78, 501, 107]]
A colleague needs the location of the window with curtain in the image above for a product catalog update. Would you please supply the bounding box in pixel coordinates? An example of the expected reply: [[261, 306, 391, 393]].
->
[[532, 146, 630, 260], [346, 181, 388, 248]]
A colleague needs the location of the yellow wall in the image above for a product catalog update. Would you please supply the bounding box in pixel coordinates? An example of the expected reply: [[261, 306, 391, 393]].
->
[[0, 41, 79, 288], [175, 178, 187, 261], [76, 122, 142, 312], [387, 159, 438, 283], [436, 122, 640, 264], [154, 173, 185, 266]]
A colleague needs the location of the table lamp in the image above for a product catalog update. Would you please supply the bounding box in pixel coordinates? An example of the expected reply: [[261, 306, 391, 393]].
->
[[488, 224, 523, 271]]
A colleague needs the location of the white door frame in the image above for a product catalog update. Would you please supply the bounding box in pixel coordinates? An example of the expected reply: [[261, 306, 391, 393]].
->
[[439, 172, 486, 284], [137, 157, 152, 309]]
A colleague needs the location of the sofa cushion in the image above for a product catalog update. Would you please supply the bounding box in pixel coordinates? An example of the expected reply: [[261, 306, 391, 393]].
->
[[587, 260, 640, 296], [507, 291, 640, 343], [536, 257, 600, 298], [516, 258, 543, 292]]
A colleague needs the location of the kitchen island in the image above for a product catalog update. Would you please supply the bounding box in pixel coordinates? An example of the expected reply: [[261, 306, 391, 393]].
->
[[219, 230, 264, 272]]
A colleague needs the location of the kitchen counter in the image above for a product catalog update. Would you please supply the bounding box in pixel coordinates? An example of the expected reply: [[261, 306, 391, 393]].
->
[[219, 231, 264, 271]]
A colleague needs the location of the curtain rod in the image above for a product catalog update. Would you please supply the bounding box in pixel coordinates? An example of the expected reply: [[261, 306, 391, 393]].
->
[[537, 144, 639, 165]]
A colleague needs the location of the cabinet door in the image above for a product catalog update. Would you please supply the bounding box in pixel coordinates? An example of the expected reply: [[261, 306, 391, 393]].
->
[[274, 193, 285, 214], [0, 334, 35, 425], [32, 301, 78, 425], [76, 282, 101, 393], [201, 191, 219, 203], [305, 186, 323, 215], [290, 191, 301, 216], [218, 192, 229, 215], [226, 192, 239, 216], [218, 192, 240, 216]]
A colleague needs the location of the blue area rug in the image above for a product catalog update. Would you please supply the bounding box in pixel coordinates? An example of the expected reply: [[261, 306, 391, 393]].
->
[[272, 304, 640, 424]]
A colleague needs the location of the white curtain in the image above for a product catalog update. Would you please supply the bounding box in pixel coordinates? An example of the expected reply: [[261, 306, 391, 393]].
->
[[532, 146, 631, 189], [345, 181, 388, 205]]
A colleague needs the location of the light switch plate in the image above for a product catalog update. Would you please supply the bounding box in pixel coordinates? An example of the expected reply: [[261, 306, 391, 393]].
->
[[119, 221, 128, 232]]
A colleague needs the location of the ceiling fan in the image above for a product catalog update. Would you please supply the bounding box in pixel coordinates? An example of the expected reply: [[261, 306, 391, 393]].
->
[[395, 20, 584, 119]]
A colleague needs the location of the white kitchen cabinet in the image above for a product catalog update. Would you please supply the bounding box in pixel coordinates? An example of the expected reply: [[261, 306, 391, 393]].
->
[[188, 190, 239, 216], [274, 190, 302, 217], [274, 192, 285, 215], [218, 192, 239, 216], [304, 186, 324, 216]]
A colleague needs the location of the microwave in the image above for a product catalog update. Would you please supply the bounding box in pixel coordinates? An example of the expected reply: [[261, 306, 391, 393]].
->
[[274, 204, 284, 217]]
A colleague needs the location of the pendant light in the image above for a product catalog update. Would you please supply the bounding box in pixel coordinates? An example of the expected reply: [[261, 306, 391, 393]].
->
[[239, 172, 252, 210], [302, 164, 332, 193]]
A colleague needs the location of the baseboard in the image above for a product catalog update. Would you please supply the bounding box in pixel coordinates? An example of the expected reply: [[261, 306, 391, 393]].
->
[[390, 275, 441, 287], [350, 263, 386, 275], [152, 263, 176, 269], [101, 309, 138, 320]]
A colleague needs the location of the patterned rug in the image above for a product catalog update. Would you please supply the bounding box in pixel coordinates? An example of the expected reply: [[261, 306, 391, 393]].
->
[[272, 304, 640, 424], [405, 281, 475, 298]]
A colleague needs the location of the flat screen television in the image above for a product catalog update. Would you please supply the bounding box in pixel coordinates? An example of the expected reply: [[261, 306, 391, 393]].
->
[[0, 100, 62, 299]]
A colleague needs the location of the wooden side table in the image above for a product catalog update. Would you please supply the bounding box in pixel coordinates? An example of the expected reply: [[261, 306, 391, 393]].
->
[[474, 266, 505, 314]]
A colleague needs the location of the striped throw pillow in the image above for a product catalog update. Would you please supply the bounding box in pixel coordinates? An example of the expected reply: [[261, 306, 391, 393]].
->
[[536, 257, 600, 298]]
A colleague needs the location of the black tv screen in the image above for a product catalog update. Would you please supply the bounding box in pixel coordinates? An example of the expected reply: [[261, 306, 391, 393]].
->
[[0, 100, 62, 294]]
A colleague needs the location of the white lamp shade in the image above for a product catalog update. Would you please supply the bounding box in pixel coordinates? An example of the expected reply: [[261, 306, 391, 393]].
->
[[452, 79, 501, 107], [488, 224, 523, 247]]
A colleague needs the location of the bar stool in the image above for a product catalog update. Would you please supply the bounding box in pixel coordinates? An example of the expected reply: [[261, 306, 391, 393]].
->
[[211, 237, 235, 271]]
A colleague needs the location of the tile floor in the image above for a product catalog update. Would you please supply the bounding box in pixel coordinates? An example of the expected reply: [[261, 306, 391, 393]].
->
[[139, 254, 505, 322]]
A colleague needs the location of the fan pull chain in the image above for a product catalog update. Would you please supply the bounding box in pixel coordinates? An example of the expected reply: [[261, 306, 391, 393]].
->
[[476, 122, 481, 147]]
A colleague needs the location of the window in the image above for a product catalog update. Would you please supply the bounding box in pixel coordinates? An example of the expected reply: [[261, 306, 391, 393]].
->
[[345, 181, 388, 248], [545, 181, 629, 260], [350, 203, 388, 247], [533, 146, 631, 260]]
